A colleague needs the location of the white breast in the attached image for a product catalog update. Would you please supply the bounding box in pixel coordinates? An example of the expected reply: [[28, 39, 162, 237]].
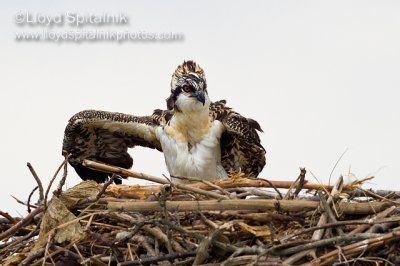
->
[[155, 120, 228, 181]]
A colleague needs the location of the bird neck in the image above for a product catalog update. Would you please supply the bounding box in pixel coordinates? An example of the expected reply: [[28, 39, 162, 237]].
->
[[169, 106, 211, 143]]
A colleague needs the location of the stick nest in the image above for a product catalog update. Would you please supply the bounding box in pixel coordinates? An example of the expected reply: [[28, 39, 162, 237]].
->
[[1, 161, 400, 266]]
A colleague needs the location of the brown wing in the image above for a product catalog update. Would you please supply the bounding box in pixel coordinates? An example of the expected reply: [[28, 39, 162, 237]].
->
[[62, 109, 168, 184], [210, 100, 266, 177]]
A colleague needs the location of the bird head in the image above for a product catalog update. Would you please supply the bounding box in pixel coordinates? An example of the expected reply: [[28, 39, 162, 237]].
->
[[166, 61, 210, 113]]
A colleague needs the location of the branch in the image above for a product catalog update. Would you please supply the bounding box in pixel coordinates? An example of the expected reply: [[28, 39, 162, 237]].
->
[[84, 160, 229, 200], [0, 206, 44, 241], [107, 198, 397, 215], [83, 159, 359, 195], [27, 162, 44, 202], [274, 233, 381, 256], [302, 230, 400, 266]]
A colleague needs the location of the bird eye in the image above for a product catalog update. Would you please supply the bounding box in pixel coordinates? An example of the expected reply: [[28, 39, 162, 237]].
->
[[182, 85, 192, 93]]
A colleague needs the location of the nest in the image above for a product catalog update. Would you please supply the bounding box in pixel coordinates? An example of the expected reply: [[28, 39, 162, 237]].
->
[[1, 159, 400, 266]]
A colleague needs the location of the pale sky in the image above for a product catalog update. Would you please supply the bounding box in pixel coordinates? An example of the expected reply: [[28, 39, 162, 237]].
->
[[1, 1, 399, 216]]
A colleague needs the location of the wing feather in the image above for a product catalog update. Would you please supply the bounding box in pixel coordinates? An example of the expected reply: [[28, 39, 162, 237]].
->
[[62, 110, 163, 183], [210, 100, 266, 177]]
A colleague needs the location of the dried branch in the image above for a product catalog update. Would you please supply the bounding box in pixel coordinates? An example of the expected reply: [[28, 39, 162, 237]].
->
[[303, 230, 400, 266], [118, 251, 197, 266], [0, 206, 44, 241], [53, 156, 69, 197], [275, 233, 381, 256], [44, 158, 68, 209], [27, 186, 39, 213], [84, 159, 229, 200], [107, 198, 397, 215], [84, 159, 359, 194], [27, 162, 44, 202]]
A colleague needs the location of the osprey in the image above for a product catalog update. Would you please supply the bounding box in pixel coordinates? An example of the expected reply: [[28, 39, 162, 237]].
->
[[62, 61, 266, 184]]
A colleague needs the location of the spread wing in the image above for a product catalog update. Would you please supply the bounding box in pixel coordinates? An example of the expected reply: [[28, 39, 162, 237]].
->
[[62, 109, 170, 184], [210, 100, 266, 177], [63, 102, 265, 183]]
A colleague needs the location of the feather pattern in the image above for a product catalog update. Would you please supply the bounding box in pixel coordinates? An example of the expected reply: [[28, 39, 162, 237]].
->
[[62, 101, 265, 183]]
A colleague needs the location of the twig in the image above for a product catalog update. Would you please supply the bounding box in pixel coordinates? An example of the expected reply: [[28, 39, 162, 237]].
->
[[193, 222, 233, 265], [84, 159, 359, 194], [0, 205, 44, 241], [0, 211, 17, 224], [274, 233, 381, 256], [293, 167, 307, 198], [11, 195, 37, 209], [53, 156, 69, 197], [42, 231, 55, 266], [348, 205, 396, 235], [27, 186, 39, 213], [76, 174, 117, 211], [143, 225, 185, 253], [172, 175, 232, 198], [302, 230, 400, 266], [267, 180, 284, 199], [159, 218, 239, 253], [318, 190, 344, 235], [73, 243, 87, 265], [131, 235, 156, 256], [357, 187, 399, 205], [20, 247, 45, 266], [284, 176, 344, 265], [96, 174, 116, 200], [84, 159, 229, 200], [27, 162, 44, 202], [44, 158, 68, 210], [284, 167, 306, 200], [117, 251, 197, 266], [0, 225, 39, 251], [328, 148, 348, 185], [347, 188, 400, 199], [280, 216, 400, 242]]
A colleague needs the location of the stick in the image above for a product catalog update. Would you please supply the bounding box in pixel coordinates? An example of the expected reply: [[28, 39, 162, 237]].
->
[[0, 206, 44, 241], [193, 222, 233, 265], [27, 186, 39, 213], [83, 159, 358, 194], [348, 205, 396, 235], [27, 162, 44, 202], [302, 230, 400, 266], [274, 233, 381, 256], [0, 211, 17, 224], [142, 225, 185, 253], [348, 188, 400, 199], [44, 158, 68, 209], [280, 216, 400, 242], [284, 176, 344, 265], [84, 160, 229, 200], [53, 156, 69, 197], [116, 251, 197, 266], [107, 199, 396, 214]]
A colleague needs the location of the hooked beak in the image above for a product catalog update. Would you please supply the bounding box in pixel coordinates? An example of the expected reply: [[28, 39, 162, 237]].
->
[[194, 90, 206, 106]]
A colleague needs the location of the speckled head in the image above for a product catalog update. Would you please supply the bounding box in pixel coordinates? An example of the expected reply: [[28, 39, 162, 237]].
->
[[167, 61, 209, 111]]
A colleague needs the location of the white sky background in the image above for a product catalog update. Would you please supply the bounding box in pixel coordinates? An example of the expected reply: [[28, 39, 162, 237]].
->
[[0, 1, 399, 216]]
